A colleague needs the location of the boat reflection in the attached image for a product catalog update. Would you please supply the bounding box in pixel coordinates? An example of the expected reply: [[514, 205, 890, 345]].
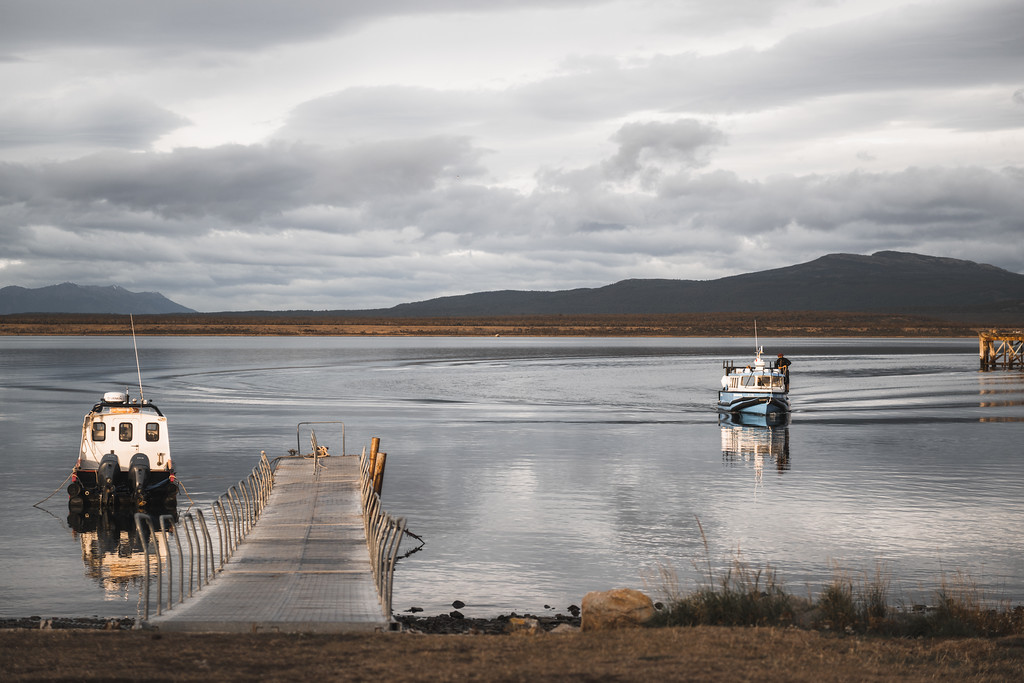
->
[[720, 412, 791, 477], [67, 509, 175, 597]]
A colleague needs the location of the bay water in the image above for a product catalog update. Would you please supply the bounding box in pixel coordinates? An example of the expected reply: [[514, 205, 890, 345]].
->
[[1, 336, 1021, 619]]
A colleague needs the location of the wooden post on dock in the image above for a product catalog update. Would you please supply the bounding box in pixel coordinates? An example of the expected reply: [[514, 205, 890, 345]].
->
[[369, 437, 380, 479], [979, 330, 1024, 370], [372, 452, 386, 497]]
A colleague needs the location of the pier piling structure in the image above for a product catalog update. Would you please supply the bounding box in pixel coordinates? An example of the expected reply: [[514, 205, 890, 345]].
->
[[979, 330, 1024, 370]]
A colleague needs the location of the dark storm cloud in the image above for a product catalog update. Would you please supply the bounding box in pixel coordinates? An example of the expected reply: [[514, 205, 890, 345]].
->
[[2, 116, 1021, 303], [3, 138, 482, 224], [652, 166, 1024, 241], [0, 95, 188, 149], [604, 120, 727, 179]]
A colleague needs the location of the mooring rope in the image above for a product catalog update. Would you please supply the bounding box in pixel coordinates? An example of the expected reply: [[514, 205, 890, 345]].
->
[[175, 479, 197, 508], [33, 472, 73, 508], [398, 527, 425, 559]]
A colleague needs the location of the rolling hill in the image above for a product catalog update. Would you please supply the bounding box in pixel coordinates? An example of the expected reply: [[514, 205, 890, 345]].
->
[[354, 251, 1023, 323]]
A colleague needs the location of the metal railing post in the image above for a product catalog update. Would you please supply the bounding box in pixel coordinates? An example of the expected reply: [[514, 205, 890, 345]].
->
[[134, 513, 154, 621], [182, 512, 197, 596]]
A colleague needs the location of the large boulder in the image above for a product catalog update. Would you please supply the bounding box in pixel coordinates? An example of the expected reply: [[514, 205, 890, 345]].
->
[[580, 588, 656, 632]]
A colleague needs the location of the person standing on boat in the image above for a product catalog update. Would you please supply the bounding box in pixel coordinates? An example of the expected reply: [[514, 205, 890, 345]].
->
[[776, 353, 791, 388]]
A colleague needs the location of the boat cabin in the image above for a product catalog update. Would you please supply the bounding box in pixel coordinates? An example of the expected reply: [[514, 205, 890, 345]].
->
[[79, 391, 171, 473], [722, 371, 786, 391]]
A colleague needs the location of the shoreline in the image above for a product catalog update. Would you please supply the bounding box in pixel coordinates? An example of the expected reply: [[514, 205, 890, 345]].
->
[[0, 612, 579, 635], [0, 311, 993, 337]]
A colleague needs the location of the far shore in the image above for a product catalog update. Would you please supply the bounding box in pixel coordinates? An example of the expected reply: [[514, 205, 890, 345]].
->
[[0, 311, 994, 337]]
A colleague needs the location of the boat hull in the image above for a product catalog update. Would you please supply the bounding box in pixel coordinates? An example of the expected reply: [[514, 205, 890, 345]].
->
[[68, 468, 177, 512], [717, 391, 789, 416]]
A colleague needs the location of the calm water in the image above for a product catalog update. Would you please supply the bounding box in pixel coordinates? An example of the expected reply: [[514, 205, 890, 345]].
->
[[1, 336, 1022, 619]]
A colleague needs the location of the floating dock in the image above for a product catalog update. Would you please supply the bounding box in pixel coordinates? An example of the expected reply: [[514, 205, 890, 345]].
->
[[979, 330, 1024, 370], [145, 440, 405, 633]]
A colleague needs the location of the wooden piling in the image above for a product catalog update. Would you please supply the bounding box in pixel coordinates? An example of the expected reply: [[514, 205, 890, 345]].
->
[[979, 330, 1024, 370], [369, 437, 380, 480], [372, 452, 387, 497]]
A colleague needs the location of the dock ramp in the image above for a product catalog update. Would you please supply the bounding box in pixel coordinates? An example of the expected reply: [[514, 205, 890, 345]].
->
[[142, 435, 406, 633]]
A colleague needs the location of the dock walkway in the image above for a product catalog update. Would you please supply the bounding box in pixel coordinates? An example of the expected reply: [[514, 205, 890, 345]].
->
[[148, 455, 392, 633]]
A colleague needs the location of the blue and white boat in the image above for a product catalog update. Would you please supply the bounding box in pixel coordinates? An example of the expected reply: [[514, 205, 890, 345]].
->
[[718, 346, 790, 416]]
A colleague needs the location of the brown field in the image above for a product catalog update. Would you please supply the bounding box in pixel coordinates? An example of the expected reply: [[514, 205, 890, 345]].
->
[[0, 311, 990, 337], [2, 627, 1023, 681]]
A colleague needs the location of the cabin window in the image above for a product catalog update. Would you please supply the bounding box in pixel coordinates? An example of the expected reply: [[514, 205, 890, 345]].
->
[[92, 421, 106, 441], [146, 422, 160, 442], [119, 423, 133, 442]]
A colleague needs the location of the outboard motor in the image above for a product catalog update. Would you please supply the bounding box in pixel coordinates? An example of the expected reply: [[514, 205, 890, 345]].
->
[[129, 453, 151, 507], [163, 480, 179, 509], [97, 453, 119, 510]]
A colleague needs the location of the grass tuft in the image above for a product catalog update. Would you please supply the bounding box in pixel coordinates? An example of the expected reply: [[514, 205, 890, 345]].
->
[[651, 520, 1023, 637]]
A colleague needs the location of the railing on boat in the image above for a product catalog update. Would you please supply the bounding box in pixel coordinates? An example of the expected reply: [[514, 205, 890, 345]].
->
[[134, 430, 407, 624], [723, 359, 784, 372]]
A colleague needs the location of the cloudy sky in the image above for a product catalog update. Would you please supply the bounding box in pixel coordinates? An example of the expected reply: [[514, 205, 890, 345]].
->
[[1, 0, 1021, 311]]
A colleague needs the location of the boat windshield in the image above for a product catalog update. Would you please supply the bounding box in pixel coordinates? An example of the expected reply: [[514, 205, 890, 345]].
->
[[732, 373, 785, 389]]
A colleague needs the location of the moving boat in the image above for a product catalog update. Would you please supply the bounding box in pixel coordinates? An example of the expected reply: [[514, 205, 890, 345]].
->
[[68, 390, 177, 512], [718, 346, 790, 416]]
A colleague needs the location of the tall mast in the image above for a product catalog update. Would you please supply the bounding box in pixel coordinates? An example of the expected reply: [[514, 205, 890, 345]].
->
[[131, 315, 144, 401]]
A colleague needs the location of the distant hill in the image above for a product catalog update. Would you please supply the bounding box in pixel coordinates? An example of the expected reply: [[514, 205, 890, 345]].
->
[[5, 252, 1021, 323], [344, 251, 1023, 323], [0, 283, 195, 314]]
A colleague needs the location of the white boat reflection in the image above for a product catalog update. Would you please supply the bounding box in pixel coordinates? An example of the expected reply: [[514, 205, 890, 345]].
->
[[719, 412, 791, 478], [67, 510, 173, 598]]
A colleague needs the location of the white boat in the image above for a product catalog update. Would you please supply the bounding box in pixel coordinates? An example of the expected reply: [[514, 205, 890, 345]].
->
[[718, 346, 790, 416], [68, 390, 178, 511]]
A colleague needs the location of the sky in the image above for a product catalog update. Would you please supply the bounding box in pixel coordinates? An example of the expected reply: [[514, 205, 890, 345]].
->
[[1, 0, 1022, 312]]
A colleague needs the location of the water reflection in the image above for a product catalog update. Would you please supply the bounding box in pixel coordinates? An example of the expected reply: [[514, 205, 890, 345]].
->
[[977, 372, 1024, 422], [66, 510, 175, 596], [719, 413, 791, 479]]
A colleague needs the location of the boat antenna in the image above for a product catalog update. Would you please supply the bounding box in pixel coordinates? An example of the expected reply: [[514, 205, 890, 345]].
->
[[131, 314, 145, 402]]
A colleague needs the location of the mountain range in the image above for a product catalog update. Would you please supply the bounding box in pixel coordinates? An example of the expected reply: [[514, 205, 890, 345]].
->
[[1, 252, 1021, 322], [358, 251, 1022, 323], [0, 283, 195, 315]]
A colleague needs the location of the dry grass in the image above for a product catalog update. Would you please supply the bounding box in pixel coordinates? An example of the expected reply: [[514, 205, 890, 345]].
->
[[2, 627, 1024, 682], [654, 555, 1024, 640], [654, 521, 798, 628], [0, 311, 983, 337]]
